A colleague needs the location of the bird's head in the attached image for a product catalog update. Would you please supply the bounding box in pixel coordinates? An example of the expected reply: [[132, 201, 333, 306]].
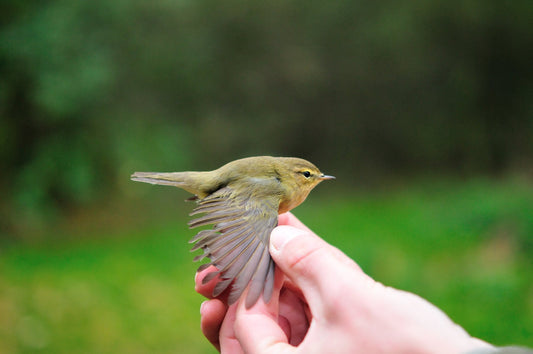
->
[[277, 157, 335, 212]]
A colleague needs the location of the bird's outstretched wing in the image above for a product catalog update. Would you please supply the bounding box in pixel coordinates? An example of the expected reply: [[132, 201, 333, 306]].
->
[[188, 185, 279, 308]]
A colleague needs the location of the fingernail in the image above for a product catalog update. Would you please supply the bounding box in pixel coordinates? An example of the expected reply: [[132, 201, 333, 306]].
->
[[270, 226, 299, 252], [200, 300, 207, 315]]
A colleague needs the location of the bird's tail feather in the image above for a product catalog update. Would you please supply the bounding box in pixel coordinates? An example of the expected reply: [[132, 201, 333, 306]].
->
[[130, 172, 187, 187]]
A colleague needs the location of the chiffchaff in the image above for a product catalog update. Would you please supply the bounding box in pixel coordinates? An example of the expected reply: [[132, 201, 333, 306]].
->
[[131, 156, 334, 308]]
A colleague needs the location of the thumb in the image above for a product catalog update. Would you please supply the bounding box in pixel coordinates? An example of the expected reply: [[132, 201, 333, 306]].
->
[[269, 225, 364, 308]]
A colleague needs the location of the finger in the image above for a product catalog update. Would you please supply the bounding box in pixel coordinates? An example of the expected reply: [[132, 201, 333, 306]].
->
[[233, 267, 293, 354], [200, 299, 227, 351], [234, 302, 291, 354], [195, 266, 219, 298], [219, 304, 245, 354], [195, 266, 230, 303], [281, 279, 313, 328], [279, 288, 309, 346], [269, 225, 367, 310], [217, 267, 285, 354]]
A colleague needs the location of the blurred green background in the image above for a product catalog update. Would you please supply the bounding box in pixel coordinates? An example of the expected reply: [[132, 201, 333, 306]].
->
[[1, 0, 532, 352]]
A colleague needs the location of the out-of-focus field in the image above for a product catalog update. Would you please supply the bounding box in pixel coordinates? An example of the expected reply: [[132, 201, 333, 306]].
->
[[1, 178, 532, 353]]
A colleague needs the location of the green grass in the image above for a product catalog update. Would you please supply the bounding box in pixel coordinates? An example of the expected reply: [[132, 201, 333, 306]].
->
[[1, 177, 532, 352], [0, 223, 211, 353]]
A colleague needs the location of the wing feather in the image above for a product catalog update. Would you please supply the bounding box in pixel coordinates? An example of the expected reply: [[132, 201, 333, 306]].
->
[[188, 230, 218, 244], [189, 184, 279, 307], [227, 238, 264, 304], [244, 245, 271, 307], [263, 259, 275, 303]]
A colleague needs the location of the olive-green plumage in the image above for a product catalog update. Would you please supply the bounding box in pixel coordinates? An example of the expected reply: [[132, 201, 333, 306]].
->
[[131, 156, 334, 308]]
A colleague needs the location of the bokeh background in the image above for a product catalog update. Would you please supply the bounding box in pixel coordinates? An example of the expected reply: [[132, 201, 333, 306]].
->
[[1, 0, 533, 352]]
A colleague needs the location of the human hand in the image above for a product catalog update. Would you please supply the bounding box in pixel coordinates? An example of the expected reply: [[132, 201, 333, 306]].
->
[[196, 212, 313, 351], [196, 212, 493, 353]]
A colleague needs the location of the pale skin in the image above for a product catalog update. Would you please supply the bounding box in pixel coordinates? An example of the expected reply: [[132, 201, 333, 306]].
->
[[195, 213, 494, 354]]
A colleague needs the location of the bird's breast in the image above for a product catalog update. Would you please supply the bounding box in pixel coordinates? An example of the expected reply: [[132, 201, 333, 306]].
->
[[277, 182, 310, 214]]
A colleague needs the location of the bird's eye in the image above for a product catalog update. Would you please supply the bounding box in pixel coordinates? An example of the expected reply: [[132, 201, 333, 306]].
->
[[302, 171, 311, 178]]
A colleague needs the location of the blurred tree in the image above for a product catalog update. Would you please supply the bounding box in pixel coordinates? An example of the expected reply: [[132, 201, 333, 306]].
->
[[0, 0, 532, 237]]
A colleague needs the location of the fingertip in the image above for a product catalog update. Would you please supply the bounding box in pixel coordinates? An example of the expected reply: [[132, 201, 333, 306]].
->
[[269, 226, 324, 274], [270, 225, 303, 254], [200, 299, 227, 351], [195, 265, 217, 284], [195, 265, 220, 298]]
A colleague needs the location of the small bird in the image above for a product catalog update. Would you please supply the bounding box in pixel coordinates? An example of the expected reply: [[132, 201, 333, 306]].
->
[[131, 156, 334, 308]]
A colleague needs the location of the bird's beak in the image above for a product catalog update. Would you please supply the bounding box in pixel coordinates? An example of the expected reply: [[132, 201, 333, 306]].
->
[[319, 174, 336, 180]]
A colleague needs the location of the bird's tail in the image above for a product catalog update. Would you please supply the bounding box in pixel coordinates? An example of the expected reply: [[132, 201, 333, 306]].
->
[[130, 172, 188, 187]]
